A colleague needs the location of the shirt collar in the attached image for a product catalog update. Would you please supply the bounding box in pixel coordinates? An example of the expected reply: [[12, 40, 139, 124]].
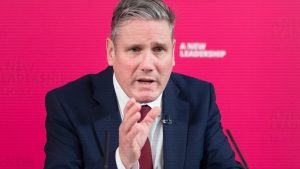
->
[[113, 73, 162, 120]]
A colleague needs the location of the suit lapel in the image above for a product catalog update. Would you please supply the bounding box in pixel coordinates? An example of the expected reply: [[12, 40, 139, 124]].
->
[[88, 67, 190, 168], [89, 67, 121, 158], [163, 78, 189, 169]]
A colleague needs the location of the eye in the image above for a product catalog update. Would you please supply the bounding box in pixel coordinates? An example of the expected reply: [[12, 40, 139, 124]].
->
[[153, 47, 165, 53], [130, 47, 141, 52]]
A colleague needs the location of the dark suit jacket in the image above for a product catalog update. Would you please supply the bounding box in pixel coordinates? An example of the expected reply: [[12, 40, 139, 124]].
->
[[44, 66, 243, 169]]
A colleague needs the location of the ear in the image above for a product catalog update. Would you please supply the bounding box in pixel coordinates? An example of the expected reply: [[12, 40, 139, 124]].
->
[[172, 39, 176, 66], [106, 37, 115, 66]]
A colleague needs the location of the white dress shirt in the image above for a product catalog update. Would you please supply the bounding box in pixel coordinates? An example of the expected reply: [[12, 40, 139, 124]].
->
[[113, 74, 164, 169]]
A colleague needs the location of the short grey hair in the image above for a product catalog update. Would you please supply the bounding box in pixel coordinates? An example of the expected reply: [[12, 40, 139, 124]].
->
[[110, 0, 176, 43]]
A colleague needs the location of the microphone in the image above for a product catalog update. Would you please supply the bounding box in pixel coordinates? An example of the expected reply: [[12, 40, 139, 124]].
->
[[104, 131, 110, 169], [226, 129, 250, 169], [161, 115, 172, 124]]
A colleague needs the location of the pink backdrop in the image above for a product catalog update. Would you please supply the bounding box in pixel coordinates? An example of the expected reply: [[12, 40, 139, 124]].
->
[[1, 0, 300, 168]]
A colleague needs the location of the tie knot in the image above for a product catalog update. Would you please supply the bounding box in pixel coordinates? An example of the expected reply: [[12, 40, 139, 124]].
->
[[139, 105, 151, 122]]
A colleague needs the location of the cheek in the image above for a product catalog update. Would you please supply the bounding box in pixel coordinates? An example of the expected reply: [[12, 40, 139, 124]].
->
[[115, 60, 137, 78], [156, 64, 173, 86], [157, 58, 174, 72], [114, 55, 132, 69]]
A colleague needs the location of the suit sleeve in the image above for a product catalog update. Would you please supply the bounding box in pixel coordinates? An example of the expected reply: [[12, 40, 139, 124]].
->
[[201, 84, 244, 169], [44, 91, 83, 169]]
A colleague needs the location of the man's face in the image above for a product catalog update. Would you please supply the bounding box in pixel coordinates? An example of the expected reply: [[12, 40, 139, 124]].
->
[[107, 19, 175, 103]]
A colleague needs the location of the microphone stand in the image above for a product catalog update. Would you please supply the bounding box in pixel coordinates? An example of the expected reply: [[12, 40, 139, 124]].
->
[[104, 131, 110, 169], [226, 129, 250, 169]]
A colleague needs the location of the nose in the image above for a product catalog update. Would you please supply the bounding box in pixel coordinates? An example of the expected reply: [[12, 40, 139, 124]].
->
[[139, 51, 154, 73]]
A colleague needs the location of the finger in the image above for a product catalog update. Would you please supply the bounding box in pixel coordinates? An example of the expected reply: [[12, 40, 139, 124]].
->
[[123, 111, 141, 132], [123, 99, 140, 121], [126, 123, 141, 141], [141, 106, 161, 126], [123, 98, 136, 116], [123, 102, 141, 123]]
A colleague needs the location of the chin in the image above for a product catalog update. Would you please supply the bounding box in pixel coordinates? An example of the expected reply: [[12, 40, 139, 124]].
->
[[134, 93, 159, 103]]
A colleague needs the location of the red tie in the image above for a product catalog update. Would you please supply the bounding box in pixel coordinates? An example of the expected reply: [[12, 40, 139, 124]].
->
[[138, 105, 153, 169]]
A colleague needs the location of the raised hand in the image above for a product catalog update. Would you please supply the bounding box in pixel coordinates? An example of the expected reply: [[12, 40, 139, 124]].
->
[[118, 98, 160, 168]]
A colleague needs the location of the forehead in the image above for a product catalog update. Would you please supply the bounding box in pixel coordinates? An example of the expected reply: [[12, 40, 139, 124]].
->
[[115, 19, 173, 46]]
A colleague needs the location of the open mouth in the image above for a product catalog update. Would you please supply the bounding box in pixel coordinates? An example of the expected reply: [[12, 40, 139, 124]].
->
[[137, 78, 155, 84]]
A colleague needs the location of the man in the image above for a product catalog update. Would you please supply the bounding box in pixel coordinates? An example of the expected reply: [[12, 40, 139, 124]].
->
[[44, 0, 244, 168]]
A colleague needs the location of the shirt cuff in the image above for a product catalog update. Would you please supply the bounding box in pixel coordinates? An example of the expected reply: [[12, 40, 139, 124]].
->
[[115, 147, 139, 169]]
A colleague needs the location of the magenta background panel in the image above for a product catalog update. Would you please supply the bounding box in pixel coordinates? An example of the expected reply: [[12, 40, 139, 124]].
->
[[0, 0, 300, 168]]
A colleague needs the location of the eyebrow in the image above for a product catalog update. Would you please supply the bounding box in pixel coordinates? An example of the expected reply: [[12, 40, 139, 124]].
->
[[151, 42, 168, 49], [125, 42, 168, 48], [125, 44, 144, 49]]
